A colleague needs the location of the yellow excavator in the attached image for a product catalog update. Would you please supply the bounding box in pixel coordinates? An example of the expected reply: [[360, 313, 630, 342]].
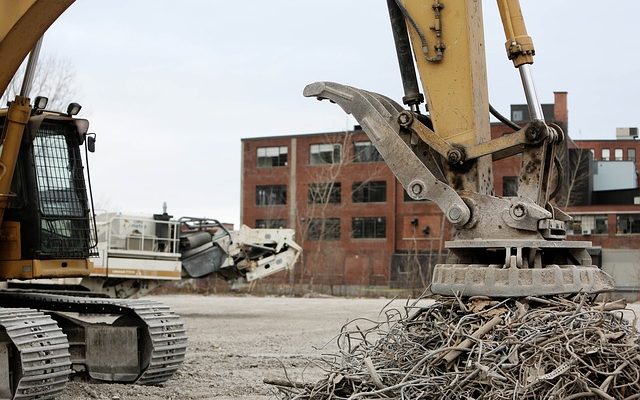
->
[[0, 2, 187, 398], [0, 2, 304, 398], [305, 0, 613, 297]]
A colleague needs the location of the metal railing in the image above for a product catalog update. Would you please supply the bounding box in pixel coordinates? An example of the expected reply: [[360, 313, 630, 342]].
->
[[95, 213, 181, 256]]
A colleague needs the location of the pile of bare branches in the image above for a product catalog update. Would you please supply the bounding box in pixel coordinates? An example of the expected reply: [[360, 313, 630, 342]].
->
[[268, 295, 640, 399]]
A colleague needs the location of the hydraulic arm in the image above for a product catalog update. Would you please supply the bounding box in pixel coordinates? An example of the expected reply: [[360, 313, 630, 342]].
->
[[0, 0, 73, 96], [305, 0, 613, 297]]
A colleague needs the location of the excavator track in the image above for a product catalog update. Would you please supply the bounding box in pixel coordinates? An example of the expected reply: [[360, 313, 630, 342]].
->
[[123, 299, 187, 385], [0, 291, 186, 386], [0, 307, 72, 400]]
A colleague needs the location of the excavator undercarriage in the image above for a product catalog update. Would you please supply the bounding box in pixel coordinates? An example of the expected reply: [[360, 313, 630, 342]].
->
[[0, 291, 187, 398]]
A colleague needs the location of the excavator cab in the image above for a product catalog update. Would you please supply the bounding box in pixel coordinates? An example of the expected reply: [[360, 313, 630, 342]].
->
[[0, 105, 96, 279]]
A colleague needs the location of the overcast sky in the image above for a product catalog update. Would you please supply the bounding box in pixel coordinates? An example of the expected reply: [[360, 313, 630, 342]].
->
[[36, 1, 640, 226]]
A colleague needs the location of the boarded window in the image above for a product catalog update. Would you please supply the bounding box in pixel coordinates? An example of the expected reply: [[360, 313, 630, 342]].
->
[[570, 215, 608, 235]]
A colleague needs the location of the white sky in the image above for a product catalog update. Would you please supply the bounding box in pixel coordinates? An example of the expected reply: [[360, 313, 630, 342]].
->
[[38, 1, 640, 227]]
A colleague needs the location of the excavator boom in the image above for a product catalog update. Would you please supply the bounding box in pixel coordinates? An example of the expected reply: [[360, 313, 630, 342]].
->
[[0, 0, 73, 97]]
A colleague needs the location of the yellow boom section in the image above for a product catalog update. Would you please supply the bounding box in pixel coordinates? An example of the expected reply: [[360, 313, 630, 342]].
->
[[400, 0, 490, 147], [0, 0, 74, 96], [398, 0, 494, 195]]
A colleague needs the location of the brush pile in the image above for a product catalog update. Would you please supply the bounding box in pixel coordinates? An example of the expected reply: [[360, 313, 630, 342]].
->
[[269, 295, 640, 399]]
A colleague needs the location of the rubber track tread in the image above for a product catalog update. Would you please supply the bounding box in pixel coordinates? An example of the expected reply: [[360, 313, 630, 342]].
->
[[0, 307, 71, 400], [120, 299, 187, 385], [0, 291, 187, 386]]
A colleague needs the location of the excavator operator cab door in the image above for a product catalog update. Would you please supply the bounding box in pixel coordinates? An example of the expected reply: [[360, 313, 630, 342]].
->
[[1, 113, 96, 262]]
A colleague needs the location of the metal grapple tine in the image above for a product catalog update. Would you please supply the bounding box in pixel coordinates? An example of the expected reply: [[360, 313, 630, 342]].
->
[[303, 82, 404, 119], [303, 81, 471, 226], [303, 81, 359, 114], [367, 91, 406, 114]]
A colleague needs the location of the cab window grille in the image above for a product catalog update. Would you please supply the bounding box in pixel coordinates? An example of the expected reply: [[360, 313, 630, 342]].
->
[[33, 122, 96, 258]]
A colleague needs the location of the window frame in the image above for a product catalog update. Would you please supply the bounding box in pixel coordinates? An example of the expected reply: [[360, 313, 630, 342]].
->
[[307, 218, 341, 241], [308, 182, 341, 204], [257, 146, 288, 168], [310, 143, 342, 165], [352, 181, 387, 203], [617, 214, 640, 234], [255, 219, 287, 229], [512, 110, 524, 122], [614, 148, 623, 161], [352, 216, 386, 239], [255, 185, 287, 206], [502, 176, 518, 197], [353, 141, 383, 163]]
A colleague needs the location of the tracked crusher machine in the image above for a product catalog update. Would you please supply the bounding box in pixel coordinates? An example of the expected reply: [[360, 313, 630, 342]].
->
[[79, 212, 301, 298], [11, 211, 301, 299]]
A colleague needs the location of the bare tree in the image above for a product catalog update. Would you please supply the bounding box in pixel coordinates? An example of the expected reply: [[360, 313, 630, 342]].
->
[[294, 131, 387, 288], [1, 55, 78, 111], [553, 146, 591, 208]]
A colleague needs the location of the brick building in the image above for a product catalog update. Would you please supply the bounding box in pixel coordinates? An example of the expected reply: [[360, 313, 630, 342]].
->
[[241, 128, 446, 291], [563, 129, 640, 295], [241, 92, 640, 295]]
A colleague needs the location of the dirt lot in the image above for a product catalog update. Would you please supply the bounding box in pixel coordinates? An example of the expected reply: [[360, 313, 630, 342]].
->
[[60, 294, 640, 400], [60, 294, 412, 400]]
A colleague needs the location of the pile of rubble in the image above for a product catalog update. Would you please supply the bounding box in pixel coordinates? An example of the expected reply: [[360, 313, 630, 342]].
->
[[269, 295, 640, 399]]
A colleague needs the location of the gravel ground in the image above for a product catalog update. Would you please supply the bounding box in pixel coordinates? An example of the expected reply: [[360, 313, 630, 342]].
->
[[60, 294, 411, 400], [59, 294, 640, 400]]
